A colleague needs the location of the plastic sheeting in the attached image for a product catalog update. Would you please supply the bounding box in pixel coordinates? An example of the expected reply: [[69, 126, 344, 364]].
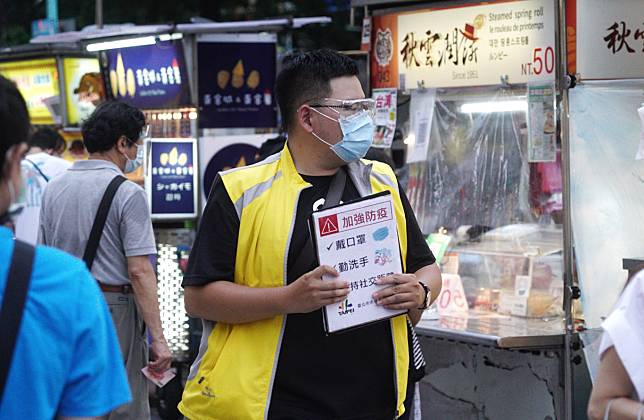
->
[[406, 87, 535, 235], [404, 87, 564, 317], [569, 82, 644, 327]]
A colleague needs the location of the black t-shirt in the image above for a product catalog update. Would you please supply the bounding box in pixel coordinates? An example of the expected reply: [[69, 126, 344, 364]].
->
[[184, 173, 435, 419]]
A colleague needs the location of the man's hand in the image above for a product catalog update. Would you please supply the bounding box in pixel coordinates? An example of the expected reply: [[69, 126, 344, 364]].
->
[[148, 338, 172, 374], [285, 265, 349, 313], [373, 273, 424, 310]]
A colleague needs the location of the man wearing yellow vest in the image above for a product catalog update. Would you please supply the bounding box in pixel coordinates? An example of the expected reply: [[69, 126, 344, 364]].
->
[[180, 49, 442, 420]]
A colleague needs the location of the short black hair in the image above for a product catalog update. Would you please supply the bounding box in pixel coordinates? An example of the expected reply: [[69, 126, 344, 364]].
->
[[81, 101, 145, 153], [0, 76, 30, 181], [29, 127, 64, 151], [275, 49, 359, 132]]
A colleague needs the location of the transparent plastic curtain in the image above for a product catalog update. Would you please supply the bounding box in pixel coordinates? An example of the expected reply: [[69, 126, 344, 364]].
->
[[406, 87, 535, 235], [569, 82, 644, 327]]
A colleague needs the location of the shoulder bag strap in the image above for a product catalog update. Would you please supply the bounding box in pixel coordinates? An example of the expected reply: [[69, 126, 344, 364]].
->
[[0, 240, 35, 402], [24, 158, 50, 183], [290, 167, 347, 277], [82, 175, 127, 271]]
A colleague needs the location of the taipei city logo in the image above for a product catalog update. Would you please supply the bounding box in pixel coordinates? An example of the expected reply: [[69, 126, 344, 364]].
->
[[338, 298, 355, 316]]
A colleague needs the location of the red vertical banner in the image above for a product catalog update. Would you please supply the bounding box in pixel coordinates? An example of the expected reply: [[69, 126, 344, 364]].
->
[[566, 0, 577, 74], [370, 13, 398, 89]]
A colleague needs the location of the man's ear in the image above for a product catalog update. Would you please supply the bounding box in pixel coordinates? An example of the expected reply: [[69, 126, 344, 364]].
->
[[297, 105, 315, 134], [3, 143, 27, 180], [115, 135, 128, 153]]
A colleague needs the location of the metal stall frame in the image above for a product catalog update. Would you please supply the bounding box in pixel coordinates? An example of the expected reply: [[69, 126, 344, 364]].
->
[[556, 1, 576, 419]]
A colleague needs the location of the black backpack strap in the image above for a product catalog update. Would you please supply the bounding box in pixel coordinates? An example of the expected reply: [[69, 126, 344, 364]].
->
[[0, 240, 35, 402], [24, 158, 50, 182], [83, 175, 127, 270], [321, 166, 347, 212], [290, 167, 347, 278]]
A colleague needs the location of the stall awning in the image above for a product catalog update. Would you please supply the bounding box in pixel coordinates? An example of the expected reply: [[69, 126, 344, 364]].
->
[[176, 17, 332, 34], [30, 17, 331, 46], [350, 0, 427, 7], [0, 42, 83, 59]]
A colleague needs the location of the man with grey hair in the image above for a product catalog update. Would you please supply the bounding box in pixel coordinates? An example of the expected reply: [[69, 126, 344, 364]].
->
[[39, 100, 171, 420]]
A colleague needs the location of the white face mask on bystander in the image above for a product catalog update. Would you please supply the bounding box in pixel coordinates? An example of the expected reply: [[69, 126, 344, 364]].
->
[[123, 143, 144, 173]]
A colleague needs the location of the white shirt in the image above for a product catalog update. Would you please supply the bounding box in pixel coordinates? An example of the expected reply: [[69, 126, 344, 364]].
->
[[15, 153, 71, 244], [599, 270, 644, 402]]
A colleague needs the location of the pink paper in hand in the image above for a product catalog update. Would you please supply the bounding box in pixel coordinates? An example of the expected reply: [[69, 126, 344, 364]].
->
[[141, 366, 176, 388]]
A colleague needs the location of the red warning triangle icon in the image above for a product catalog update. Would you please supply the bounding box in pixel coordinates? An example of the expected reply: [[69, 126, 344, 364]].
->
[[319, 214, 339, 236]]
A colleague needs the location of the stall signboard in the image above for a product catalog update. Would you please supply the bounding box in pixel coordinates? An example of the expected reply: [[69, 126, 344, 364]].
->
[[101, 40, 191, 109], [198, 34, 277, 129], [198, 133, 272, 207], [146, 138, 198, 220], [0, 59, 59, 125], [574, 0, 644, 80], [371, 13, 399, 89], [63, 58, 101, 125], [397, 0, 556, 89]]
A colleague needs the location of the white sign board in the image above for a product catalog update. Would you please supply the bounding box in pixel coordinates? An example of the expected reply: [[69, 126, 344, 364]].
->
[[407, 89, 436, 163], [311, 193, 406, 333], [527, 82, 557, 162], [576, 0, 644, 80], [397, 0, 556, 88]]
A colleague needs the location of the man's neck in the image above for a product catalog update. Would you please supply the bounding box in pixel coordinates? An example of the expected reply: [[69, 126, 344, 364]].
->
[[287, 135, 341, 176], [27, 147, 45, 156], [89, 151, 122, 170]]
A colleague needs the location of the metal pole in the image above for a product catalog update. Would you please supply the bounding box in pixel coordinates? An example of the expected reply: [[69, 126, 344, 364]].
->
[[556, 0, 575, 419], [46, 0, 59, 33], [96, 0, 104, 29], [56, 56, 68, 126]]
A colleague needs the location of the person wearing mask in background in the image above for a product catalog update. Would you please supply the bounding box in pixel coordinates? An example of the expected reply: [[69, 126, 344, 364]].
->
[[179, 49, 441, 420], [38, 101, 172, 420], [587, 269, 644, 420], [14, 127, 71, 244], [0, 76, 131, 418]]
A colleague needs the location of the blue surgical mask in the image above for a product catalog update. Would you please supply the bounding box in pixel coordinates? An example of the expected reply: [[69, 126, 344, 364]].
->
[[311, 109, 375, 163], [123, 143, 144, 173]]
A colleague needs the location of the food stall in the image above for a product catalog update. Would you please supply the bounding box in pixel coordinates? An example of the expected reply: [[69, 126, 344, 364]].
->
[[352, 0, 596, 418]]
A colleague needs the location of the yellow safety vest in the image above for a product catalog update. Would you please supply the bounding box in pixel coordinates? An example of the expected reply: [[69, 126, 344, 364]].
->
[[179, 145, 410, 420]]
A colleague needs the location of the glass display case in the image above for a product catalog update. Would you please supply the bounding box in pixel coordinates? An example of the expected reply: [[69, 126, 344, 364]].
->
[[451, 225, 563, 318]]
